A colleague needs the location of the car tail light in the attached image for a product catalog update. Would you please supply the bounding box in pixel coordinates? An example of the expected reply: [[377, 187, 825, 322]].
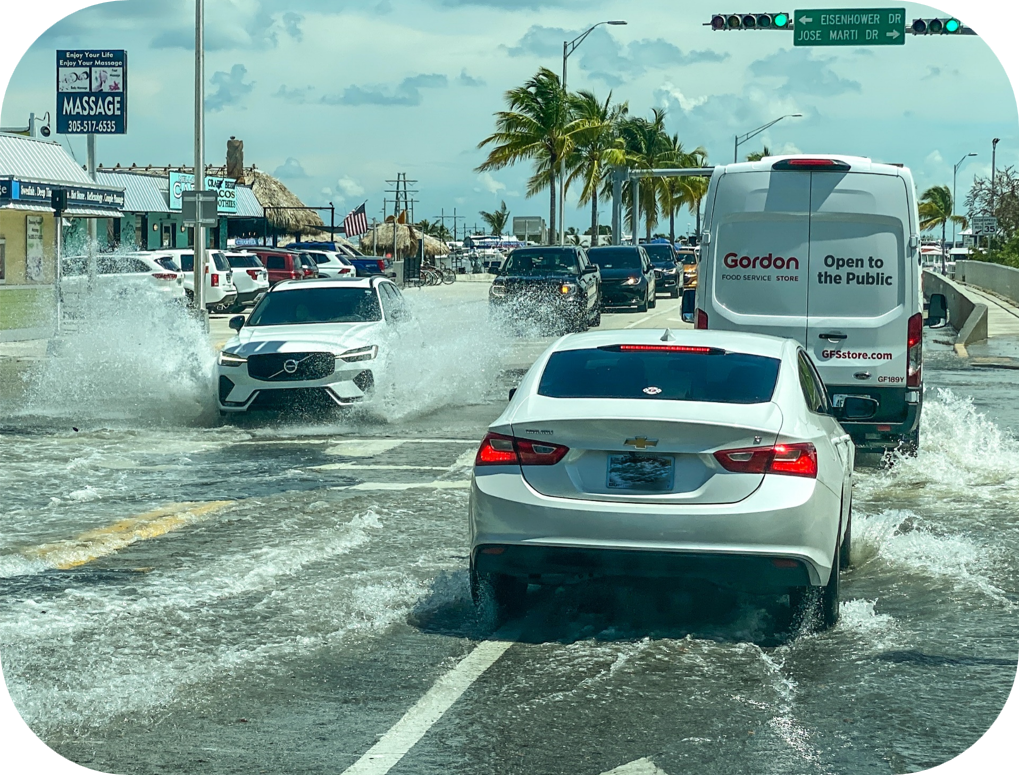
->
[[475, 432, 569, 467], [211, 273, 220, 287], [714, 442, 817, 478], [246, 269, 260, 280], [290, 269, 300, 279], [376, 260, 386, 272], [695, 309, 708, 329], [151, 272, 177, 281], [907, 312, 923, 387]]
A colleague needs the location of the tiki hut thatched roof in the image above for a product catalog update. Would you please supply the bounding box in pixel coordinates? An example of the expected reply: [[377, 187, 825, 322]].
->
[[247, 169, 324, 235], [360, 222, 449, 259]]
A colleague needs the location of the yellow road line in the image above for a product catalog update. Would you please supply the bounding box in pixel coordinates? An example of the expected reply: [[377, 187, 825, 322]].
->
[[24, 501, 233, 570]]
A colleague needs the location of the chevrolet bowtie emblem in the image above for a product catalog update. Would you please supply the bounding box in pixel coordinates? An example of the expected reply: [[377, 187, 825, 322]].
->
[[624, 436, 658, 450]]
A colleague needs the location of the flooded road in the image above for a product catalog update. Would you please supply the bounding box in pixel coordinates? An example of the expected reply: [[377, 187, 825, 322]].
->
[[0, 289, 1016, 775]]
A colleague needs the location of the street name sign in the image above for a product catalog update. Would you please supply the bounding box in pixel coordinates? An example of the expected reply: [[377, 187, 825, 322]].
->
[[56, 50, 127, 134], [971, 216, 998, 234], [793, 8, 905, 46]]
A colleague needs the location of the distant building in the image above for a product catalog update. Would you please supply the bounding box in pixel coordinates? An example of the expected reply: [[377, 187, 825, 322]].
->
[[511, 216, 547, 244]]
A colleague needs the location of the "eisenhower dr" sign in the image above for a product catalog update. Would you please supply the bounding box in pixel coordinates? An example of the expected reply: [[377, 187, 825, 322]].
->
[[793, 8, 905, 46]]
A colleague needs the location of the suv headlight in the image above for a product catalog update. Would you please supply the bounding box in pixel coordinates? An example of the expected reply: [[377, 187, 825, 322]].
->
[[558, 282, 577, 295], [624, 275, 640, 285], [219, 350, 247, 366], [339, 345, 378, 362]]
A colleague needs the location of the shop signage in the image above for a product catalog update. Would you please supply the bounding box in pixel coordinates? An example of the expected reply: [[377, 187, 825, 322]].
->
[[0, 178, 125, 211], [57, 50, 128, 134], [168, 172, 237, 214], [26, 216, 44, 281]]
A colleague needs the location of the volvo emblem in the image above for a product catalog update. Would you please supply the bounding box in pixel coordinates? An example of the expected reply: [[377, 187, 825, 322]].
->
[[283, 359, 299, 374], [624, 436, 658, 450]]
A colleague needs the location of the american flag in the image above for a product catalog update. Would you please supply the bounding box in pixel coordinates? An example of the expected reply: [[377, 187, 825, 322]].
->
[[343, 202, 368, 238]]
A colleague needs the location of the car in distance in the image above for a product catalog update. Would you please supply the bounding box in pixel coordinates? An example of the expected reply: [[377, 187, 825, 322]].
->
[[587, 246, 657, 312], [302, 249, 355, 279], [643, 242, 683, 298], [469, 329, 872, 630], [217, 276, 412, 413], [287, 241, 389, 277], [488, 246, 601, 333], [61, 252, 186, 310], [223, 251, 270, 311], [250, 248, 307, 286], [147, 249, 238, 313]]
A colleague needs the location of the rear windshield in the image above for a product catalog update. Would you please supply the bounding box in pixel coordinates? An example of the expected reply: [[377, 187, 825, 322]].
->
[[226, 253, 261, 268], [643, 245, 675, 265], [588, 247, 642, 269], [247, 287, 382, 326], [537, 347, 781, 404], [154, 256, 181, 271], [678, 252, 697, 266], [179, 252, 229, 271], [501, 248, 579, 276]]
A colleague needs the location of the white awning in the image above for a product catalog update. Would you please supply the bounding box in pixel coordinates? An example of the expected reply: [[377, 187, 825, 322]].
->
[[0, 202, 51, 213], [65, 207, 122, 218]]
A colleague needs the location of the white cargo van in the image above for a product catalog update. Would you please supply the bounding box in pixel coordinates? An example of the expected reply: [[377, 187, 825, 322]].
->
[[694, 155, 946, 452]]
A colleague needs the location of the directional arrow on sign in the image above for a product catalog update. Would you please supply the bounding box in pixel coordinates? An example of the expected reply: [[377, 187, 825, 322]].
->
[[799, 15, 813, 23], [887, 29, 901, 38], [601, 759, 670, 775]]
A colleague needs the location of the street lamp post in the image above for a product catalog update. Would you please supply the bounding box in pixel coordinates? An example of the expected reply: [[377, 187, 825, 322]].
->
[[193, 0, 208, 330], [559, 20, 627, 246], [952, 152, 976, 246], [733, 114, 802, 163], [990, 138, 1000, 250]]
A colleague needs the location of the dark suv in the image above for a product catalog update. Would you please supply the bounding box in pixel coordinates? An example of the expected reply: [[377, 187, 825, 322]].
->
[[642, 243, 683, 299], [588, 246, 657, 312], [488, 246, 601, 333]]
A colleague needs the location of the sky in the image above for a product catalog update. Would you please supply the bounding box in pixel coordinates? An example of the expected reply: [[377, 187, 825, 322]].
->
[[2, 0, 1018, 240]]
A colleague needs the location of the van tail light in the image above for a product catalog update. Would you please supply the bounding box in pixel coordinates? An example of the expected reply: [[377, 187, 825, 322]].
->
[[907, 312, 923, 387], [695, 309, 709, 329], [714, 442, 817, 479], [151, 273, 177, 281], [772, 158, 851, 172], [211, 273, 220, 287], [246, 269, 260, 280], [475, 432, 569, 467]]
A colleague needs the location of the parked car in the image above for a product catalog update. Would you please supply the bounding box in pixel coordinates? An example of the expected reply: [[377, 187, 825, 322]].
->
[[249, 248, 307, 286], [286, 242, 389, 277], [223, 251, 270, 311], [470, 328, 869, 629], [587, 246, 657, 312], [489, 246, 601, 333], [297, 252, 320, 280], [302, 249, 355, 279], [643, 243, 683, 298], [134, 249, 237, 313], [217, 276, 412, 413], [61, 252, 186, 310]]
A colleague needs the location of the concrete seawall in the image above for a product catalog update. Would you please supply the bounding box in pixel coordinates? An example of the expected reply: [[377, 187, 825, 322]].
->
[[922, 270, 988, 352], [956, 261, 1019, 307]]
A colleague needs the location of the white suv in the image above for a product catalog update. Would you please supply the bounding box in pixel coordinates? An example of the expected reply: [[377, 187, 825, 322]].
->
[[139, 249, 238, 313], [223, 251, 270, 311], [61, 252, 186, 311], [303, 249, 355, 279], [217, 276, 411, 412]]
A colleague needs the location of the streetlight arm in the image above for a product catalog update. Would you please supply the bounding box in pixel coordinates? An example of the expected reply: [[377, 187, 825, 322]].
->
[[737, 116, 786, 146]]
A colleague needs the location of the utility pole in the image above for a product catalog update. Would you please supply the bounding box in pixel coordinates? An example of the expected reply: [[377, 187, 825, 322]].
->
[[991, 138, 1000, 250], [86, 133, 97, 291], [193, 0, 208, 330]]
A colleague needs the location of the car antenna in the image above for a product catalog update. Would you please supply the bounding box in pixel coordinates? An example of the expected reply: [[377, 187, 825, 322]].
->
[[660, 329, 674, 342]]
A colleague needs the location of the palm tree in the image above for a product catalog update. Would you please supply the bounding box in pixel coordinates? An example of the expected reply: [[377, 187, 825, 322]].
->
[[919, 185, 967, 249], [476, 68, 589, 244], [658, 135, 707, 246], [617, 109, 678, 241], [565, 90, 628, 245], [746, 145, 772, 162], [479, 201, 511, 236], [682, 174, 709, 237]]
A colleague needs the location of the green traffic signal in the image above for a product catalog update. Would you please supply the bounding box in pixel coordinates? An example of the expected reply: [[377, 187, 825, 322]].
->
[[945, 18, 961, 33], [774, 12, 789, 28]]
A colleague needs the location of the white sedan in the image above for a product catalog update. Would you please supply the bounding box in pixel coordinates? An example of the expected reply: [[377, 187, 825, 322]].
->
[[469, 329, 875, 630]]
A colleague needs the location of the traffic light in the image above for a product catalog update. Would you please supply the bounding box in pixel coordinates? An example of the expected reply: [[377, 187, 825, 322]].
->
[[709, 13, 792, 30], [911, 18, 964, 34]]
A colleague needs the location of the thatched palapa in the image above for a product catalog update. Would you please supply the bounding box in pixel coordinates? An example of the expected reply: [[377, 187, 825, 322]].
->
[[247, 169, 324, 236], [360, 222, 449, 259]]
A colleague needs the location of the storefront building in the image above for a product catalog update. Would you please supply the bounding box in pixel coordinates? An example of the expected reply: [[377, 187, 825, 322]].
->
[[0, 133, 123, 341]]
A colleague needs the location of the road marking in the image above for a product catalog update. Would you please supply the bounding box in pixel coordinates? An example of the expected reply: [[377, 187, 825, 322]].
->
[[624, 304, 676, 329], [341, 630, 518, 775], [325, 440, 407, 457], [23, 501, 233, 570], [601, 759, 670, 775], [333, 481, 469, 491], [310, 463, 451, 471]]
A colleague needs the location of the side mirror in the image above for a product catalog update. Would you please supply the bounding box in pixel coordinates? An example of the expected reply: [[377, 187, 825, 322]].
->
[[229, 315, 245, 331], [582, 265, 598, 275], [681, 289, 696, 323], [836, 396, 879, 421], [508, 388, 517, 401], [925, 293, 948, 328]]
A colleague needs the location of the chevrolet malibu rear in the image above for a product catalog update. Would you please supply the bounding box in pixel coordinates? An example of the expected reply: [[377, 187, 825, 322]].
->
[[469, 329, 852, 627]]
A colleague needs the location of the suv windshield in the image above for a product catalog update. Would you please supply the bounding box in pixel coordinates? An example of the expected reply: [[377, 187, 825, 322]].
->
[[588, 247, 642, 269], [247, 287, 382, 326], [538, 347, 780, 404], [501, 248, 579, 276], [643, 244, 676, 266]]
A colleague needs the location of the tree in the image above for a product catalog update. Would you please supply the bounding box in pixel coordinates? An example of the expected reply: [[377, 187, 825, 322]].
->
[[745, 145, 772, 162], [919, 185, 967, 248], [682, 174, 709, 237], [965, 166, 1019, 241], [476, 68, 590, 244], [617, 108, 677, 241], [565, 89, 628, 245], [479, 201, 511, 236], [658, 135, 707, 245]]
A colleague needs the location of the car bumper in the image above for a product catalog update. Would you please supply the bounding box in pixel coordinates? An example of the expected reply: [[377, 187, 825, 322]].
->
[[601, 284, 646, 308], [654, 275, 680, 291], [217, 362, 375, 412], [469, 470, 838, 589], [234, 287, 266, 305]]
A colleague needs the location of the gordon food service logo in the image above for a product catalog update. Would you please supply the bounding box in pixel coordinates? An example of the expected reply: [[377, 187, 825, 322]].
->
[[723, 252, 800, 270]]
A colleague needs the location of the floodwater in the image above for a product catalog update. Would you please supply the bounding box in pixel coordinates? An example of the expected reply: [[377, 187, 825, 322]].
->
[[0, 289, 1016, 774]]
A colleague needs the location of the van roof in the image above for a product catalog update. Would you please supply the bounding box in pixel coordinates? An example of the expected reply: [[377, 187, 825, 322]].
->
[[721, 154, 910, 178]]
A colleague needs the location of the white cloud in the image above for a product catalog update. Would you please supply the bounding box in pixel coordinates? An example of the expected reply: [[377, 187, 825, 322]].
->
[[656, 82, 707, 112], [477, 172, 506, 195], [925, 150, 945, 166], [335, 176, 365, 199]]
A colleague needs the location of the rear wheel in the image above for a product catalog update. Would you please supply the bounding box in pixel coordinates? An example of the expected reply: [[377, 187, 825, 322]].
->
[[470, 566, 527, 621], [900, 427, 920, 457], [790, 541, 841, 632]]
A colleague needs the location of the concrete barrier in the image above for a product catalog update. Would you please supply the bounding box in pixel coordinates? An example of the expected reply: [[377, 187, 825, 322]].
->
[[923, 270, 988, 347], [955, 260, 1019, 307]]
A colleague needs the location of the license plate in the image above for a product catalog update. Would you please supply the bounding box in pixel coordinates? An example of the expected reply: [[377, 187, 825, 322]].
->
[[607, 454, 674, 491]]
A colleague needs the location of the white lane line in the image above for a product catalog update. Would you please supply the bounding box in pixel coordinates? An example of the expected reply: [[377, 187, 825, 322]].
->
[[325, 441, 407, 457], [341, 632, 518, 775], [332, 481, 470, 491], [311, 463, 451, 472], [624, 305, 678, 329], [601, 758, 670, 775]]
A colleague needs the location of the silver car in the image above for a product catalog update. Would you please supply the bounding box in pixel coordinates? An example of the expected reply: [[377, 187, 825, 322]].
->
[[469, 329, 873, 630]]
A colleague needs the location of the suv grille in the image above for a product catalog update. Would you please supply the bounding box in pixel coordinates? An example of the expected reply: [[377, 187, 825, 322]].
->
[[247, 352, 335, 381]]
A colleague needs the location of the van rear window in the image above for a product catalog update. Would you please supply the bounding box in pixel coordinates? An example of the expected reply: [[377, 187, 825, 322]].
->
[[537, 348, 780, 404]]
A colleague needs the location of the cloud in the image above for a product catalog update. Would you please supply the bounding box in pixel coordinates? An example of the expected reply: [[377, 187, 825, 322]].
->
[[274, 157, 308, 178], [206, 64, 254, 112], [322, 73, 448, 107], [748, 49, 861, 96], [458, 69, 486, 87], [439, 0, 574, 7], [655, 83, 707, 112], [507, 26, 729, 86], [275, 85, 314, 103], [477, 172, 506, 195], [925, 150, 944, 166], [282, 12, 304, 41], [335, 176, 365, 199]]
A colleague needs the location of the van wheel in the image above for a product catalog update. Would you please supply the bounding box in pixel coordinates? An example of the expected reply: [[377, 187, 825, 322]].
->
[[900, 428, 919, 456]]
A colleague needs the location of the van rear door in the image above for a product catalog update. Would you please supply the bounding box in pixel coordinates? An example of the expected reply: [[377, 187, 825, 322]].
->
[[806, 171, 910, 391], [707, 170, 809, 343]]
